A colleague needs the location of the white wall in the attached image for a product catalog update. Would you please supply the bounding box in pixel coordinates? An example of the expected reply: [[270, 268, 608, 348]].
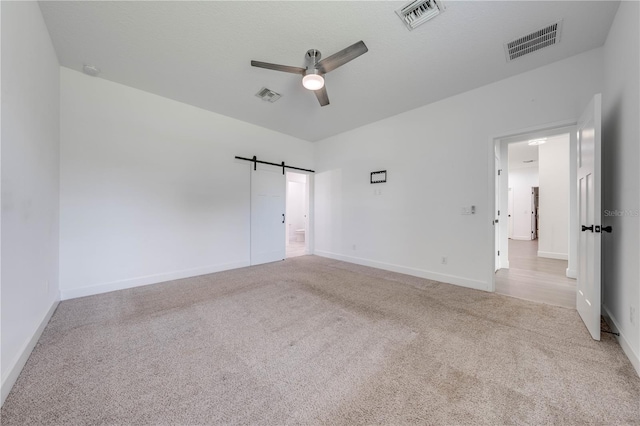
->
[[602, 0, 640, 375], [538, 134, 570, 259], [59, 68, 313, 299], [1, 2, 60, 405], [314, 48, 603, 292], [508, 166, 538, 240]]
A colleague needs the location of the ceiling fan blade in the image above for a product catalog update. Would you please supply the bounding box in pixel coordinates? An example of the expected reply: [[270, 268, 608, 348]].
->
[[314, 86, 330, 107], [251, 60, 305, 75], [316, 40, 368, 74]]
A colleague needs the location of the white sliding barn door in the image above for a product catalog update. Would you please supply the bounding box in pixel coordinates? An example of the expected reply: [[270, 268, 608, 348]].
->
[[251, 164, 285, 265], [576, 94, 602, 341]]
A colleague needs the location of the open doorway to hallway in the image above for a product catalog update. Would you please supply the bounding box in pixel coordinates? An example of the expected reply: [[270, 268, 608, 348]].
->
[[495, 131, 577, 308], [496, 239, 576, 308], [285, 172, 309, 258]]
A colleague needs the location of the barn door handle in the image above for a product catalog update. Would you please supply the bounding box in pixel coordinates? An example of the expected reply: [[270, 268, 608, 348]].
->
[[581, 225, 593, 232], [282, 214, 285, 224]]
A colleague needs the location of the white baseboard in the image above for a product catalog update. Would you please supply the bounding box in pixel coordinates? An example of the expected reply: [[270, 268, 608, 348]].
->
[[314, 250, 488, 292], [60, 261, 250, 300], [537, 251, 568, 260], [603, 305, 640, 378], [566, 268, 577, 278], [1, 299, 59, 407]]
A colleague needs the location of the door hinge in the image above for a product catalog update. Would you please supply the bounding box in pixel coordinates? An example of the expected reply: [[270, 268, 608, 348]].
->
[[498, 169, 502, 176], [497, 210, 500, 216], [497, 251, 500, 256]]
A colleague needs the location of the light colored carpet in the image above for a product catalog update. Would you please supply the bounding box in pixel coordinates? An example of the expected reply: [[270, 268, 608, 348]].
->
[[2, 256, 639, 425]]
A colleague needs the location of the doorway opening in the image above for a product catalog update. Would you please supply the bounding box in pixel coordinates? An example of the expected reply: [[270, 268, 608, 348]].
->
[[492, 126, 578, 308], [285, 171, 310, 258]]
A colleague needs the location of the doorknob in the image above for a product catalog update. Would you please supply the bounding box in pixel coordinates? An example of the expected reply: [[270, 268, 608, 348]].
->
[[601, 225, 613, 233], [282, 214, 285, 224], [581, 225, 593, 232]]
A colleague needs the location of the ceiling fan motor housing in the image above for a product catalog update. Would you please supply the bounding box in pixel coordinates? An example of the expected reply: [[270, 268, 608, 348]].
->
[[305, 49, 322, 69]]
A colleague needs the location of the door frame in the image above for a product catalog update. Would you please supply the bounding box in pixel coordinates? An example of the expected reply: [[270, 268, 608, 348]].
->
[[508, 187, 514, 239], [531, 186, 539, 240], [285, 171, 314, 256], [487, 120, 577, 292], [494, 152, 501, 272]]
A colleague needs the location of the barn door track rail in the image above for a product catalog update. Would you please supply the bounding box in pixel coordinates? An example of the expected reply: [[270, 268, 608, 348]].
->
[[235, 155, 315, 174]]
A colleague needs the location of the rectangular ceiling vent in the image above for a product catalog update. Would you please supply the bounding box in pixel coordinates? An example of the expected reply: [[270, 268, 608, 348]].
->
[[255, 87, 282, 103], [505, 20, 563, 62], [396, 0, 445, 31]]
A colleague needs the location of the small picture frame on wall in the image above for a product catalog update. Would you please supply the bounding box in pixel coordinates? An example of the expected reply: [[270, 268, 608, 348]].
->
[[371, 170, 387, 184]]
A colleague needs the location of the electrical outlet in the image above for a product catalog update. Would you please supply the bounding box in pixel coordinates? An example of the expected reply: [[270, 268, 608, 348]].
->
[[441, 256, 448, 265], [352, 244, 357, 250], [631, 306, 637, 325]]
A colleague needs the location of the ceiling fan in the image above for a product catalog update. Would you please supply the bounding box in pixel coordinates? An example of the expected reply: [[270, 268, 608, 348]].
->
[[251, 40, 368, 107]]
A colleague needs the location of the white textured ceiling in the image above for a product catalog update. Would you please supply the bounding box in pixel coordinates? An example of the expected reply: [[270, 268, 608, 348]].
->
[[39, 1, 619, 142], [508, 141, 539, 169], [508, 133, 569, 169]]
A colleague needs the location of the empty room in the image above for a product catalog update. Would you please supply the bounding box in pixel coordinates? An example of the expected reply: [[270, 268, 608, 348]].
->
[[2, 1, 639, 424]]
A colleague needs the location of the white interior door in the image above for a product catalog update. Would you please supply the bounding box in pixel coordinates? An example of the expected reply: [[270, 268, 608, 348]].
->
[[577, 94, 602, 341], [251, 164, 285, 265]]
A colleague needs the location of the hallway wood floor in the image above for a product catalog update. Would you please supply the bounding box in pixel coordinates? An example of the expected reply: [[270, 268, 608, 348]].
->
[[495, 240, 576, 309]]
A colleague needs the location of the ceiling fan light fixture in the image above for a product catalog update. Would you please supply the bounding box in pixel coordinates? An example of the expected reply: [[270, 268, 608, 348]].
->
[[302, 73, 324, 91]]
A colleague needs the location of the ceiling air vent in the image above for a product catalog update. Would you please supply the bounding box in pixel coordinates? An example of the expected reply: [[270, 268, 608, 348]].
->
[[396, 0, 445, 31], [255, 87, 282, 103], [505, 20, 563, 62]]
